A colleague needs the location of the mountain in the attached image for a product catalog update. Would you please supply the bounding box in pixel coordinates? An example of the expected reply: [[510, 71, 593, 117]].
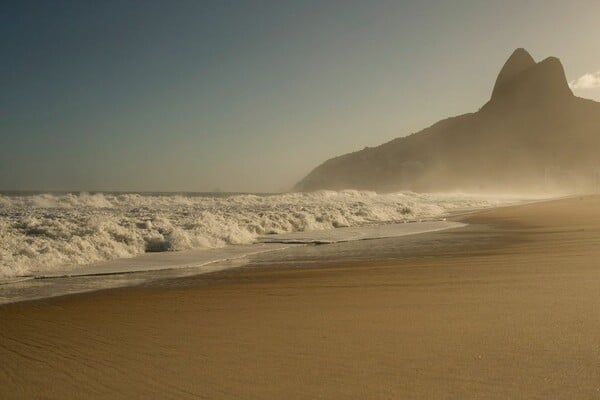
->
[[294, 49, 600, 193]]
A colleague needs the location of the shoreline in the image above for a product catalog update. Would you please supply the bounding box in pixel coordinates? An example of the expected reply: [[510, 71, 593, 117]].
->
[[0, 219, 467, 305], [2, 196, 599, 398]]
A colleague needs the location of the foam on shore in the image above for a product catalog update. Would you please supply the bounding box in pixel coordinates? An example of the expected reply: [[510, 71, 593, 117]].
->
[[0, 220, 465, 304], [0, 191, 519, 278]]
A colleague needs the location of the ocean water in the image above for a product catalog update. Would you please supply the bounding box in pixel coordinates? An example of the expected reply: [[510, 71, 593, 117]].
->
[[0, 222, 465, 304], [0, 190, 520, 280]]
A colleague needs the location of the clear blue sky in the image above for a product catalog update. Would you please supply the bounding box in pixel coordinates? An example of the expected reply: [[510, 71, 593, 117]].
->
[[2, 0, 599, 192]]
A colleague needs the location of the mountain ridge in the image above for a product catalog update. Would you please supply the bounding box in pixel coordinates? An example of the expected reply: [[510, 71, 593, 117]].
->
[[295, 49, 600, 193]]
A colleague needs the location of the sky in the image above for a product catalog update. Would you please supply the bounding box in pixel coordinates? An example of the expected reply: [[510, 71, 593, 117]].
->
[[2, 0, 600, 193]]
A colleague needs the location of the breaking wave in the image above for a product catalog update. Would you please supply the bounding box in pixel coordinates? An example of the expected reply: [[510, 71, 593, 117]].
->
[[0, 191, 514, 277]]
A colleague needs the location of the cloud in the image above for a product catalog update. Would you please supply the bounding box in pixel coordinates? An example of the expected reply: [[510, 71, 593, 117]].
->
[[569, 71, 600, 90]]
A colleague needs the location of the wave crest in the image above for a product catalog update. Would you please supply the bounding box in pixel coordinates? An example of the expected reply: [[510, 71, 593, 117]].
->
[[0, 191, 513, 277]]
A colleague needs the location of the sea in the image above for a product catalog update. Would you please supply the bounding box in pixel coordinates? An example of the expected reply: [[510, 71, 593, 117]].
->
[[0, 190, 526, 303]]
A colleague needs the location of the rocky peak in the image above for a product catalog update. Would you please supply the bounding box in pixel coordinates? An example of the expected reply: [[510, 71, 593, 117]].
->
[[491, 48, 536, 97], [489, 49, 572, 105]]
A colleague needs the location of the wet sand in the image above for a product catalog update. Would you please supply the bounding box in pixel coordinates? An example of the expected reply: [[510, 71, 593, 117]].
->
[[1, 196, 600, 399]]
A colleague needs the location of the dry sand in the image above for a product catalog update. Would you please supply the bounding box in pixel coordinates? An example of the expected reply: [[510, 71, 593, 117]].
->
[[1, 196, 600, 399]]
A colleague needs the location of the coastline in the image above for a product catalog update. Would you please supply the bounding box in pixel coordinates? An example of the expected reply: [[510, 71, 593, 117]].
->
[[0, 219, 467, 305], [2, 196, 599, 399]]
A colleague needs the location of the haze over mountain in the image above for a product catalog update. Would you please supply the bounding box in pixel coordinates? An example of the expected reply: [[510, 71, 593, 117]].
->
[[295, 49, 600, 193]]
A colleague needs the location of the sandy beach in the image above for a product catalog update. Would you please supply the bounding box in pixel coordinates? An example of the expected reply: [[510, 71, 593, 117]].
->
[[1, 196, 600, 399]]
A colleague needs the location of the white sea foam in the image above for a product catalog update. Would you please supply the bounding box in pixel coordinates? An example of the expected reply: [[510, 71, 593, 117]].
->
[[0, 191, 521, 278]]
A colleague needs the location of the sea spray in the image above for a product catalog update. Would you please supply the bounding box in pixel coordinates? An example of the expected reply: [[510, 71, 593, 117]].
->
[[0, 191, 515, 277]]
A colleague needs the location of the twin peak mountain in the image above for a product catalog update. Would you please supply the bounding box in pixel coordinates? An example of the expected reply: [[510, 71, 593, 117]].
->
[[295, 48, 600, 193]]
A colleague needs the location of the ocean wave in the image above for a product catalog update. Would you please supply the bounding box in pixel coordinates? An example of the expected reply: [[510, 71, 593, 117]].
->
[[0, 190, 514, 277]]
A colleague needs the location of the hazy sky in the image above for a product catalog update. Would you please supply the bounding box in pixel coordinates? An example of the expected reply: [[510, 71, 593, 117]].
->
[[2, 0, 600, 192]]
